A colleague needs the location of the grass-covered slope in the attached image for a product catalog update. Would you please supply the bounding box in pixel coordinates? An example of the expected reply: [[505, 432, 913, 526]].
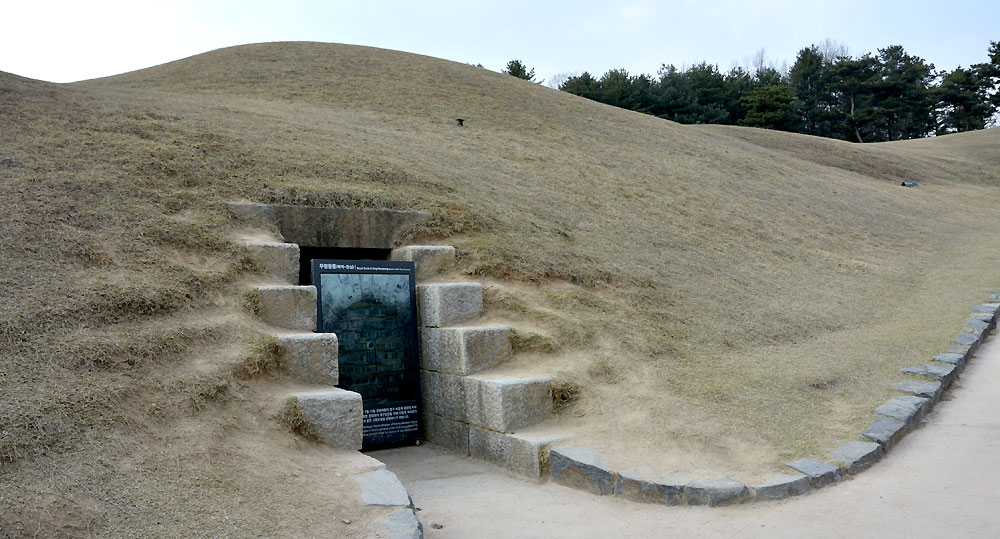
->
[[3, 42, 1000, 533]]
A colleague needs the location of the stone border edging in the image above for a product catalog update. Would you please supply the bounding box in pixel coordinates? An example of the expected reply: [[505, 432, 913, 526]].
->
[[357, 468, 425, 539], [548, 295, 1000, 506]]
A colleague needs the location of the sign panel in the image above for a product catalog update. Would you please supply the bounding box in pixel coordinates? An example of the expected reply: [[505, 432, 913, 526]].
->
[[312, 259, 422, 449]]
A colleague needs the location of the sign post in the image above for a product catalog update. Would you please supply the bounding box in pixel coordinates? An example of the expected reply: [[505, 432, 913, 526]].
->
[[312, 259, 422, 449]]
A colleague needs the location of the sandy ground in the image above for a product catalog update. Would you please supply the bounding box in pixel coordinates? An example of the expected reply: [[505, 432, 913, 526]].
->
[[374, 334, 1000, 538]]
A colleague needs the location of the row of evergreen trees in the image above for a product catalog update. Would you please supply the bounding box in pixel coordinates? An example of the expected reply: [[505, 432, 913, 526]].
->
[[510, 42, 1000, 142]]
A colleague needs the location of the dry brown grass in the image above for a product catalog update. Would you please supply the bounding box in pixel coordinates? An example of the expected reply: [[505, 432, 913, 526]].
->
[[2, 41, 1000, 533]]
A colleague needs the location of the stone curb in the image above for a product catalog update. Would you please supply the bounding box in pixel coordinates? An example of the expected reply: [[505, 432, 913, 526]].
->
[[543, 294, 999, 506], [357, 469, 424, 538]]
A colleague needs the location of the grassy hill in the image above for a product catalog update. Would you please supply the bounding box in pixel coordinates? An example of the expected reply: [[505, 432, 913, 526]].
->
[[3, 41, 1000, 534]]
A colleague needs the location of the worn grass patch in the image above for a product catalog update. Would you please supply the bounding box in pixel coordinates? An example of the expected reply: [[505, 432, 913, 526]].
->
[[279, 397, 322, 442]]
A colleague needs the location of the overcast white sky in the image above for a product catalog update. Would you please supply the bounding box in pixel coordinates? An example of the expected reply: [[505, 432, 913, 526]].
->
[[2, 1, 997, 84]]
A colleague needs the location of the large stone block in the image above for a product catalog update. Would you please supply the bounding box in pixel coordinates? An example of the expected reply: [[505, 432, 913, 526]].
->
[[468, 427, 566, 479], [228, 202, 430, 249], [684, 477, 750, 506], [933, 352, 965, 366], [901, 363, 958, 387], [970, 311, 995, 325], [376, 508, 423, 539], [875, 396, 931, 426], [832, 441, 884, 474], [420, 370, 468, 421], [390, 246, 456, 280], [549, 447, 616, 495], [417, 283, 483, 327], [357, 469, 412, 507], [952, 332, 980, 351], [421, 326, 512, 375], [292, 389, 363, 449], [422, 413, 470, 455], [861, 416, 907, 448], [614, 471, 686, 505], [785, 459, 843, 488], [752, 475, 811, 501], [964, 318, 989, 335], [243, 241, 300, 284], [946, 344, 973, 358], [251, 285, 317, 331], [972, 303, 1000, 314], [277, 333, 338, 385], [892, 380, 942, 401], [463, 376, 552, 433]]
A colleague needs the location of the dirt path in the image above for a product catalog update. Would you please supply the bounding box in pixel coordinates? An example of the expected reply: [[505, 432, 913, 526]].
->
[[373, 336, 1000, 538]]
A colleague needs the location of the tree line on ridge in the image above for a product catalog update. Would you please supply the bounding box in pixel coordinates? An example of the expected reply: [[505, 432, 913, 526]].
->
[[503, 41, 1000, 142]]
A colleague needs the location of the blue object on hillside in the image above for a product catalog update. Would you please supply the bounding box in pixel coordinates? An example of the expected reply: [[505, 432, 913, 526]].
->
[[901, 181, 919, 188]]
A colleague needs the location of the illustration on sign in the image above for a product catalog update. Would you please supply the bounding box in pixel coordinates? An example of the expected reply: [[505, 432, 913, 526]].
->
[[312, 260, 422, 449]]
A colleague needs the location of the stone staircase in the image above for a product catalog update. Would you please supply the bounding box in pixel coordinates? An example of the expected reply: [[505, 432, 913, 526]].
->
[[394, 247, 568, 479], [239, 237, 567, 479], [241, 239, 364, 450]]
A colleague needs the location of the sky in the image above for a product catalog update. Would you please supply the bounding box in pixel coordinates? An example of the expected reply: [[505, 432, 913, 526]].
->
[[2, 0, 997, 84]]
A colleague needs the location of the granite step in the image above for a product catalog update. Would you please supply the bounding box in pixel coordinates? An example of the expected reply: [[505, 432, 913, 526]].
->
[[417, 282, 483, 327], [242, 240, 300, 284], [286, 388, 363, 450], [275, 333, 338, 386], [247, 285, 317, 331], [420, 326, 512, 375]]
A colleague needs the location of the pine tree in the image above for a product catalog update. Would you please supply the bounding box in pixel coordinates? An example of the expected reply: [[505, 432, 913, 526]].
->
[[503, 60, 537, 82]]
